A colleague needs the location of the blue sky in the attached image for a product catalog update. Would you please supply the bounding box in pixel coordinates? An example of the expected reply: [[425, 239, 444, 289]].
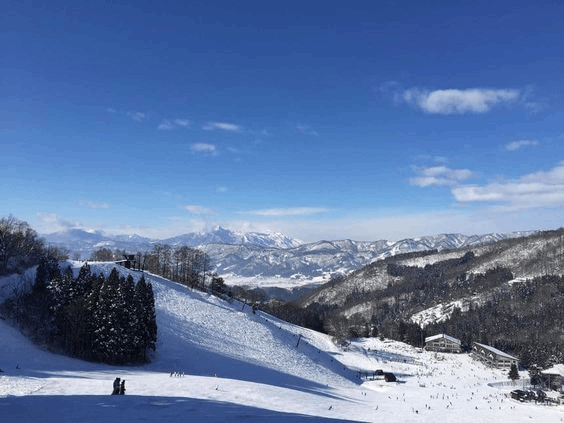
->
[[2, 0, 564, 242]]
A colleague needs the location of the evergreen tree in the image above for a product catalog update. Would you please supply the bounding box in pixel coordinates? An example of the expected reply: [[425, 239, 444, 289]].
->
[[74, 263, 92, 297], [508, 363, 519, 383], [135, 275, 157, 360], [92, 268, 122, 363], [211, 274, 227, 295], [145, 281, 157, 353], [34, 256, 50, 293], [118, 274, 138, 362]]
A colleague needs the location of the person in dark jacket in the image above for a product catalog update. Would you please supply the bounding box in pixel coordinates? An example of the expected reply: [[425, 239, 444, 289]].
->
[[112, 377, 120, 395], [119, 380, 126, 395]]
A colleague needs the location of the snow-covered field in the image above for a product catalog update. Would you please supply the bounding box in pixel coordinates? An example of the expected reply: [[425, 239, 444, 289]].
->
[[220, 273, 328, 289], [1, 263, 562, 422]]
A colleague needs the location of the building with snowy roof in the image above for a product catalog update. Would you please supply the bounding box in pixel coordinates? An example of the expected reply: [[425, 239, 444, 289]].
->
[[471, 342, 518, 369], [424, 334, 463, 353], [541, 364, 564, 392]]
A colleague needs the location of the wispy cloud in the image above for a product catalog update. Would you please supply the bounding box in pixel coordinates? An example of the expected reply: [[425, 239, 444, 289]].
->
[[403, 88, 520, 114], [37, 213, 84, 232], [244, 207, 329, 217], [107, 108, 148, 122], [216, 186, 228, 193], [202, 122, 241, 132], [296, 124, 319, 137], [409, 165, 476, 187], [126, 111, 147, 122], [182, 205, 217, 216], [505, 139, 538, 151], [174, 119, 190, 127], [158, 118, 191, 130], [79, 200, 111, 210], [452, 161, 564, 211], [190, 143, 217, 155], [158, 120, 175, 130]]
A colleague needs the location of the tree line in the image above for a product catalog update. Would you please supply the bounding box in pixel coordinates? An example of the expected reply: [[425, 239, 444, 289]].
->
[[0, 215, 67, 276], [90, 244, 212, 290]]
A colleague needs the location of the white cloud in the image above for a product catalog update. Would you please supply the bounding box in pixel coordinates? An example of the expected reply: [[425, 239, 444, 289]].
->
[[36, 213, 84, 232], [158, 120, 175, 130], [505, 139, 538, 151], [244, 207, 329, 217], [182, 205, 216, 216], [126, 111, 147, 122], [174, 119, 190, 127], [79, 201, 111, 210], [216, 187, 228, 193], [409, 165, 476, 187], [106, 108, 147, 122], [452, 161, 564, 210], [202, 122, 241, 132], [190, 143, 217, 154], [158, 118, 190, 130], [403, 88, 520, 114]]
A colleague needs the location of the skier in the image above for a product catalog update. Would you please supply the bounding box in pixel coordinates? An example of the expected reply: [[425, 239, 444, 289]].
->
[[119, 379, 126, 395], [112, 377, 120, 395]]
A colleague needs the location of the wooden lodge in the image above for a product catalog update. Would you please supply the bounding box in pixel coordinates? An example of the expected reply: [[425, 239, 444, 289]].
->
[[471, 342, 518, 369], [424, 334, 463, 353]]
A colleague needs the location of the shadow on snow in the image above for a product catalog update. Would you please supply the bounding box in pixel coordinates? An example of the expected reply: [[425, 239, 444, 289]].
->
[[0, 395, 359, 423]]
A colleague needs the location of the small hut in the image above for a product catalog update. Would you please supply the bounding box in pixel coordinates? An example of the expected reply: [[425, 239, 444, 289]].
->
[[384, 372, 397, 382], [116, 254, 136, 270]]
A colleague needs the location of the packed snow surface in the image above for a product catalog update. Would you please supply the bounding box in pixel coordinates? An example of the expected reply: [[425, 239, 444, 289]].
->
[[1, 262, 562, 422]]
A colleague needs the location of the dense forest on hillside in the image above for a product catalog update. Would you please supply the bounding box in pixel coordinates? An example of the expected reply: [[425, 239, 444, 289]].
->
[[0, 216, 157, 364], [263, 231, 564, 369], [424, 274, 564, 368], [2, 259, 157, 364]]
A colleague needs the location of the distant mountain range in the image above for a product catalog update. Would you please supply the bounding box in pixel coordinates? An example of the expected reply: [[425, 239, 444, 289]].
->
[[42, 227, 533, 284]]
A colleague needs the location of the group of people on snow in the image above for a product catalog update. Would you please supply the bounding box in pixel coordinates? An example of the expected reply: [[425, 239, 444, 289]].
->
[[111, 377, 126, 395]]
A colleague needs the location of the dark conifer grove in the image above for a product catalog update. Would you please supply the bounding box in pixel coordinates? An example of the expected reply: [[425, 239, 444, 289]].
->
[[4, 259, 157, 365]]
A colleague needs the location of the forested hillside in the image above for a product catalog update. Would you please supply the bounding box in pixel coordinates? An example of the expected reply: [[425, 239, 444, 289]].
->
[[0, 216, 157, 364], [264, 229, 564, 369]]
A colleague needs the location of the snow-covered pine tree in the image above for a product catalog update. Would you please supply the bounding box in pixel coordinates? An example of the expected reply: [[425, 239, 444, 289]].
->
[[117, 274, 137, 362], [508, 363, 519, 383], [74, 263, 92, 297], [135, 275, 157, 361], [82, 273, 105, 359], [92, 268, 122, 363], [146, 281, 157, 354]]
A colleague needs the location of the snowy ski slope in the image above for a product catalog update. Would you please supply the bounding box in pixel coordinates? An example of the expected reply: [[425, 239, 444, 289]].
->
[[1, 262, 562, 422]]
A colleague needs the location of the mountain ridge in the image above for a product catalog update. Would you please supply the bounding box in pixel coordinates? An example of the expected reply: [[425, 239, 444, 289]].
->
[[42, 227, 535, 285]]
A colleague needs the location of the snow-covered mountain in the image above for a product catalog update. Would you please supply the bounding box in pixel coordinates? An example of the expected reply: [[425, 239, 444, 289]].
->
[[165, 226, 302, 249], [43, 228, 533, 287], [42, 227, 302, 258]]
